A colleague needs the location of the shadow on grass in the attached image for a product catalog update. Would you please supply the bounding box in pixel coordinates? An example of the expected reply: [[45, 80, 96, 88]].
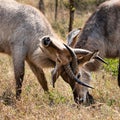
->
[[0, 89, 16, 107]]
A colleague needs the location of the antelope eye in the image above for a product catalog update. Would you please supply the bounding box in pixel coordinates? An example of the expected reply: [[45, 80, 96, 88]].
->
[[42, 37, 51, 47]]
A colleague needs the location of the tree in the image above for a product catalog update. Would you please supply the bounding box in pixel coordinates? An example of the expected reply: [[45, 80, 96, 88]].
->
[[39, 0, 45, 14], [55, 0, 58, 21], [69, 0, 75, 32]]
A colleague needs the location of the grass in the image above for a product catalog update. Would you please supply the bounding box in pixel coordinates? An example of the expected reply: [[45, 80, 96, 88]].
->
[[0, 0, 120, 120], [104, 59, 119, 76], [0, 55, 120, 120]]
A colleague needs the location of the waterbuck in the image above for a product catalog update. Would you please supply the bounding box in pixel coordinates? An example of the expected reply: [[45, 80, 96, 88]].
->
[[67, 0, 120, 103], [0, 0, 106, 103]]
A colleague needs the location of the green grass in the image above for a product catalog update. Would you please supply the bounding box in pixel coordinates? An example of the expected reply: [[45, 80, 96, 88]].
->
[[104, 59, 119, 76]]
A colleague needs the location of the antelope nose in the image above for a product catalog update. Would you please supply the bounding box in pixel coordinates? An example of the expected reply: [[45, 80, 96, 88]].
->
[[42, 37, 51, 47], [79, 98, 84, 103]]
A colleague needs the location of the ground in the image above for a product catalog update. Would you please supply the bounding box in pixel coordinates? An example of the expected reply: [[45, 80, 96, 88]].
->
[[0, 54, 120, 120]]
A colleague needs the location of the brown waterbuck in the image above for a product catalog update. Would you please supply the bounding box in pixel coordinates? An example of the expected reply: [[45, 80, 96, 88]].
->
[[67, 0, 120, 103], [0, 0, 105, 103]]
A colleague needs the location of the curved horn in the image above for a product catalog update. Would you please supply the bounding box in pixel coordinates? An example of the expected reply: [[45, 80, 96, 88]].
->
[[64, 64, 94, 89], [63, 44, 78, 74], [73, 48, 91, 55], [90, 50, 108, 65], [73, 48, 107, 64], [64, 44, 93, 88], [94, 56, 107, 64]]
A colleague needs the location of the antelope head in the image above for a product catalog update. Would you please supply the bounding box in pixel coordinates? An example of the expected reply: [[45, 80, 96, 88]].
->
[[65, 29, 107, 104], [39, 36, 106, 104]]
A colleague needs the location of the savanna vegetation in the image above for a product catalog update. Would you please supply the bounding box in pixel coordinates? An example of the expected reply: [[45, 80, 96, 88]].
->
[[0, 0, 120, 120]]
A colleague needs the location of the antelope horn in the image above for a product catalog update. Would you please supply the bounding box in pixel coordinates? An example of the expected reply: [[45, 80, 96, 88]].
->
[[73, 49, 107, 64], [73, 48, 92, 56], [64, 64, 94, 89], [94, 56, 107, 64], [63, 44, 78, 74], [89, 50, 108, 65]]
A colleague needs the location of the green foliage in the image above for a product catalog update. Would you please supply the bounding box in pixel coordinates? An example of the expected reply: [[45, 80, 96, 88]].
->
[[103, 59, 118, 76]]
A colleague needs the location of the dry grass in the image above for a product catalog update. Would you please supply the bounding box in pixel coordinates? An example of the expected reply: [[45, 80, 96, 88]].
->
[[0, 55, 120, 120], [0, 0, 120, 120]]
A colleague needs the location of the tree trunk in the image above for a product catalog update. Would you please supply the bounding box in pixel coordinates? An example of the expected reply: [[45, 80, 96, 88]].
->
[[69, 0, 75, 32], [39, 0, 45, 14], [55, 0, 58, 21]]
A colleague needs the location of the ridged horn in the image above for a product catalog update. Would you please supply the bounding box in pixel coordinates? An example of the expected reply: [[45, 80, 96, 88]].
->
[[73, 49, 107, 64], [64, 64, 94, 89], [73, 48, 91, 55], [63, 44, 78, 74]]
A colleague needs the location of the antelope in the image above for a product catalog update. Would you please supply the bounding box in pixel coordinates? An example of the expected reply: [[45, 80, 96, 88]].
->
[[67, 0, 120, 103], [0, 0, 105, 103]]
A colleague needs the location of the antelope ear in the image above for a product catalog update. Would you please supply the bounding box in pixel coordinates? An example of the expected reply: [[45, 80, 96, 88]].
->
[[67, 28, 81, 47], [51, 63, 62, 88], [51, 55, 63, 88]]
